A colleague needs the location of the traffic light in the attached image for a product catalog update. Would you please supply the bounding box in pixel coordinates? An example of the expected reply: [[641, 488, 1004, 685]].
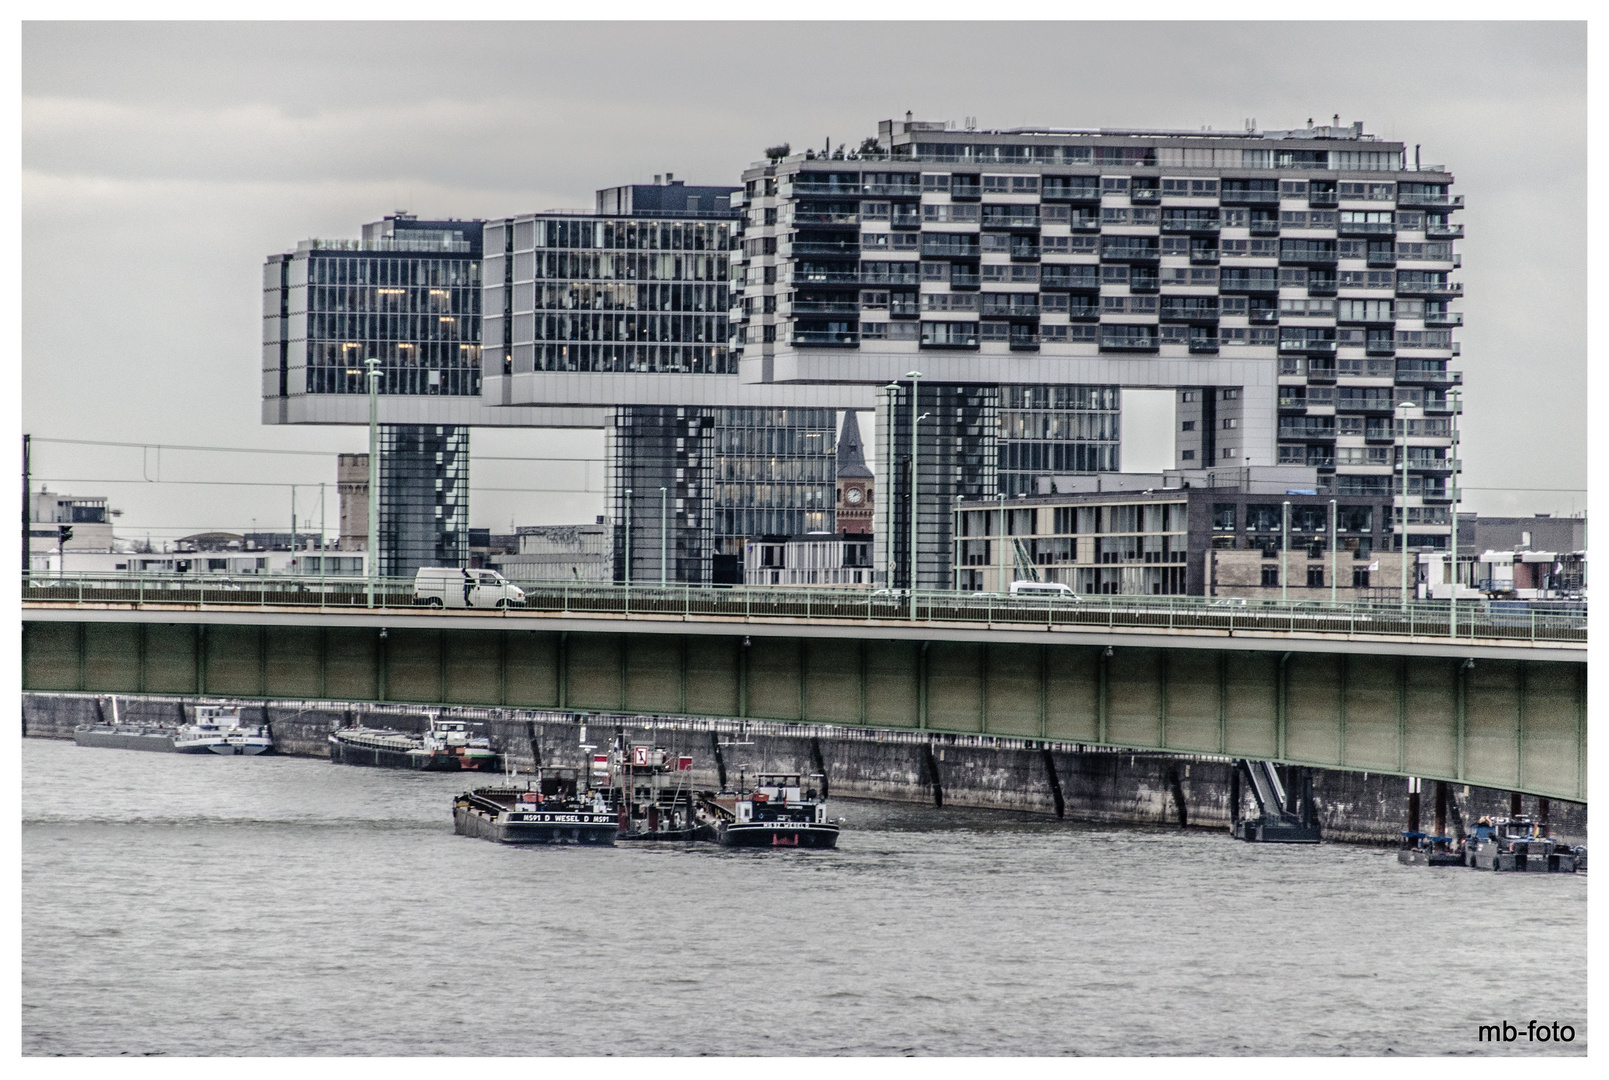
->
[[57, 525, 73, 543]]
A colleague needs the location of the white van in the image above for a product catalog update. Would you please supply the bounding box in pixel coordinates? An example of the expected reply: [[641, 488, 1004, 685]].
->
[[1009, 580, 1079, 600], [413, 567, 526, 610]]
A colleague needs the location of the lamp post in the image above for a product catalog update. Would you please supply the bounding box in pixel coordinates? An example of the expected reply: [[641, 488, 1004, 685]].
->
[[1281, 499, 1290, 604], [659, 486, 668, 588], [365, 357, 380, 608], [906, 370, 922, 619], [1449, 388, 1462, 636], [624, 489, 633, 587], [1396, 400, 1416, 612], [996, 491, 1007, 594], [884, 380, 901, 590], [1328, 497, 1337, 606]]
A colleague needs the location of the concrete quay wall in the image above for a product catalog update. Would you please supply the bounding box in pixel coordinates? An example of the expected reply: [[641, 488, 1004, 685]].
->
[[22, 692, 1586, 846]]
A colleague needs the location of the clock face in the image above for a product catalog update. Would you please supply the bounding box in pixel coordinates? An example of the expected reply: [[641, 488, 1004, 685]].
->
[[845, 487, 863, 505]]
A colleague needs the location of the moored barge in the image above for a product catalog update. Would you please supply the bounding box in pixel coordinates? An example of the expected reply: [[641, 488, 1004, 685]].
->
[[330, 715, 503, 771]]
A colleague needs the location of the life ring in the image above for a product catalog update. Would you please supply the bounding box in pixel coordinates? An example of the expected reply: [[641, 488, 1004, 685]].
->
[[751, 792, 769, 803]]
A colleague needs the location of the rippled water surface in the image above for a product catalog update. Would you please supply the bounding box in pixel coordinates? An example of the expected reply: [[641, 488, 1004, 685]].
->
[[22, 736, 1586, 1056]]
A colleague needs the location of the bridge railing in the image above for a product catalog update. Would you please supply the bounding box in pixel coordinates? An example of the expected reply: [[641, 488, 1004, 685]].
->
[[20, 572, 1587, 644]]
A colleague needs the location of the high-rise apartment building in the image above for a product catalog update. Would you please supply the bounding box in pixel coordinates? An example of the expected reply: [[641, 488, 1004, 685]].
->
[[732, 116, 1462, 581]]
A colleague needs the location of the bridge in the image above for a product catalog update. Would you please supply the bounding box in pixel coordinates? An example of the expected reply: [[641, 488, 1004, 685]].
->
[[21, 574, 1587, 802]]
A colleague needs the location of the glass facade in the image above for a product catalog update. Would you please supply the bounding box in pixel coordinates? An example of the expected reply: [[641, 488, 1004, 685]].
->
[[300, 251, 483, 396], [608, 406, 838, 586], [877, 383, 999, 590], [489, 216, 735, 378], [997, 385, 1121, 495], [376, 425, 470, 578]]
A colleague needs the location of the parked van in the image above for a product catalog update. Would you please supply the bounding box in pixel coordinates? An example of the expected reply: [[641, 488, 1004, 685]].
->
[[1009, 580, 1079, 600], [413, 567, 526, 610]]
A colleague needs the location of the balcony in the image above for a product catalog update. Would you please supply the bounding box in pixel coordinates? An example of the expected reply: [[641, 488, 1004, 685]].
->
[[949, 270, 981, 289], [1161, 217, 1221, 235], [788, 181, 864, 197], [1279, 339, 1338, 358], [1396, 280, 1463, 299], [789, 330, 860, 347], [790, 241, 861, 257], [792, 211, 859, 226], [1248, 308, 1280, 325], [1366, 250, 1397, 268], [1425, 222, 1464, 239], [1188, 337, 1221, 354], [920, 239, 981, 260], [981, 210, 1042, 231], [1307, 276, 1338, 296], [1189, 247, 1220, 265], [1066, 305, 1101, 321], [1249, 217, 1282, 237], [1423, 311, 1463, 327], [864, 182, 922, 197], [789, 301, 860, 315], [788, 270, 861, 285], [1010, 242, 1042, 261], [1397, 191, 1464, 209], [1008, 334, 1041, 351], [1042, 183, 1100, 202], [949, 182, 982, 200], [1395, 363, 1462, 385], [1221, 188, 1280, 205], [1098, 332, 1160, 353], [1338, 220, 1396, 237], [979, 299, 1041, 319], [890, 210, 922, 230], [889, 300, 920, 318], [1130, 186, 1161, 204], [1129, 275, 1160, 294], [1308, 189, 1339, 208]]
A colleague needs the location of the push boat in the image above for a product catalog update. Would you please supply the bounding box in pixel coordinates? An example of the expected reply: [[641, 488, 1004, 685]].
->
[[599, 735, 719, 842], [1464, 816, 1584, 873], [701, 772, 840, 848], [454, 767, 618, 846], [329, 715, 504, 771]]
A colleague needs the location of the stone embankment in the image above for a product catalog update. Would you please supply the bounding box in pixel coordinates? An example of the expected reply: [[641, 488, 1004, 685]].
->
[[23, 691, 1586, 845]]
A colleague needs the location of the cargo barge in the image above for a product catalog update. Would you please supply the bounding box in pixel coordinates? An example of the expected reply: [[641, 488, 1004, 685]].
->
[[330, 715, 503, 771], [75, 701, 274, 755], [454, 770, 618, 846]]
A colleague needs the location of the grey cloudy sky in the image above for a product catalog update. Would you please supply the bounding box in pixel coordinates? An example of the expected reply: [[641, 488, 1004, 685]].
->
[[21, 20, 1587, 541]]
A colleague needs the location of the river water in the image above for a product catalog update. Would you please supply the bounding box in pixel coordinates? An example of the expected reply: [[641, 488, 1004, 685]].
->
[[22, 736, 1585, 1057]]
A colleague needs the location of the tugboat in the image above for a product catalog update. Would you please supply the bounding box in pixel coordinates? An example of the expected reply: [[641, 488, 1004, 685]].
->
[[700, 772, 840, 848], [329, 714, 504, 771], [454, 766, 618, 846], [1465, 816, 1584, 873], [600, 733, 719, 842]]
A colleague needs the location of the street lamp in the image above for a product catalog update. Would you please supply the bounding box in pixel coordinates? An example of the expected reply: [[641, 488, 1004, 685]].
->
[[365, 357, 380, 608], [1449, 388, 1462, 637], [1280, 499, 1290, 604], [883, 380, 901, 591], [1396, 400, 1418, 612], [906, 370, 923, 619]]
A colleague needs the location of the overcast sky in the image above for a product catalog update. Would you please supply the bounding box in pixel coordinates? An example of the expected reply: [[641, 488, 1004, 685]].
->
[[20, 21, 1587, 542]]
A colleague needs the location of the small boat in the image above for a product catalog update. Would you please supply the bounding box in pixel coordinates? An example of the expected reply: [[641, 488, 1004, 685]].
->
[[1397, 830, 1465, 867], [454, 767, 618, 846], [702, 772, 840, 849], [330, 714, 503, 771], [1465, 816, 1584, 873]]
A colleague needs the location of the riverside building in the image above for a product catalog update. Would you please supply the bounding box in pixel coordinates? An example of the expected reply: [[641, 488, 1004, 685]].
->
[[732, 116, 1462, 588]]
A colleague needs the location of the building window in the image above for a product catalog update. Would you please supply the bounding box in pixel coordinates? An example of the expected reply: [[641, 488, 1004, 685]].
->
[[1181, 450, 1195, 460], [1307, 566, 1324, 588], [1352, 567, 1371, 588], [1261, 565, 1280, 587]]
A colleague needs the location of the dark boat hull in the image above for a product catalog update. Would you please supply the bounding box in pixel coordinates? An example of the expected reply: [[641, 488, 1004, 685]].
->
[[717, 821, 840, 849], [453, 804, 617, 845], [74, 728, 177, 752], [330, 736, 502, 772]]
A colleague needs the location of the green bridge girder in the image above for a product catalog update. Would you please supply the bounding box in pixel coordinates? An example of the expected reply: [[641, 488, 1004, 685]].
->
[[21, 618, 1587, 802]]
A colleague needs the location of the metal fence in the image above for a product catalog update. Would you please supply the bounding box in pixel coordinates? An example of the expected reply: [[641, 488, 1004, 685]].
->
[[21, 573, 1587, 645]]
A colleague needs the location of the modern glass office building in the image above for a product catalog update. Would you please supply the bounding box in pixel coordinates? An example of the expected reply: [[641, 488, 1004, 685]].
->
[[375, 424, 470, 578]]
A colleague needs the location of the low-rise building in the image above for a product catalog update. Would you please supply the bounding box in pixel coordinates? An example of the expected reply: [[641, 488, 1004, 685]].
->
[[954, 470, 1413, 601], [494, 521, 612, 583], [744, 532, 876, 587]]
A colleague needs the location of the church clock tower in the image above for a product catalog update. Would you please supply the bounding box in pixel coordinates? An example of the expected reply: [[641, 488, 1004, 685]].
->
[[835, 410, 874, 535]]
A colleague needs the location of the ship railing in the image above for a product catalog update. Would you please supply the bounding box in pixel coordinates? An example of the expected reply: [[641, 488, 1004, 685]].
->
[[20, 571, 1587, 645]]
